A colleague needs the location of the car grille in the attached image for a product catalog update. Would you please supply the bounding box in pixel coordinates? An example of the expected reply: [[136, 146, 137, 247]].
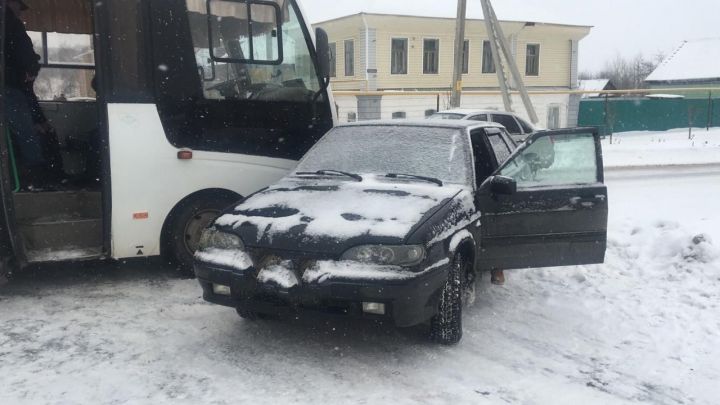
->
[[246, 248, 334, 272]]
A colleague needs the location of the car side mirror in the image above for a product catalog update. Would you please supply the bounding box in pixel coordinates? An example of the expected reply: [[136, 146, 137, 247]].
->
[[315, 28, 331, 80], [490, 176, 517, 195]]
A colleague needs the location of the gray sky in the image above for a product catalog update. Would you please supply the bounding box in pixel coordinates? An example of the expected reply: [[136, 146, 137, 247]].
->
[[302, 0, 719, 73]]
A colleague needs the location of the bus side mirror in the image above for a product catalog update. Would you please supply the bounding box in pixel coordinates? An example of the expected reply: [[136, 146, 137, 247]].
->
[[315, 28, 331, 80]]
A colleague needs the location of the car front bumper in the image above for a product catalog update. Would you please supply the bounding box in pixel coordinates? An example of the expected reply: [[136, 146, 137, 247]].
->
[[195, 258, 450, 327]]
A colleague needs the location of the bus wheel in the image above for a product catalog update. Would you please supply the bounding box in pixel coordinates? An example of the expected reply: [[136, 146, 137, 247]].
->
[[163, 193, 237, 278]]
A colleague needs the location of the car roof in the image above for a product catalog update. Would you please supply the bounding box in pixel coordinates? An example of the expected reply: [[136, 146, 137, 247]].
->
[[436, 108, 512, 116], [337, 119, 505, 130]]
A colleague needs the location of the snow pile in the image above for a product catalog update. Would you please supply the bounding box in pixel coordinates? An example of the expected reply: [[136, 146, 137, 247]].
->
[[194, 248, 252, 271], [257, 263, 299, 289], [602, 127, 720, 168]]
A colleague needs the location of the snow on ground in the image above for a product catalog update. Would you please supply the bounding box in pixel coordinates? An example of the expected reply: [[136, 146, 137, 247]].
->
[[602, 127, 720, 168], [1, 130, 720, 405]]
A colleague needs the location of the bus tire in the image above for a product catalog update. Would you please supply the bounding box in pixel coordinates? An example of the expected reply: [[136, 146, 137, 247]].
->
[[163, 192, 237, 278]]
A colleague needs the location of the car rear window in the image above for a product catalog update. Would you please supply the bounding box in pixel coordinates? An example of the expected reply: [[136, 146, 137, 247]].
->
[[492, 114, 522, 134], [518, 118, 535, 134]]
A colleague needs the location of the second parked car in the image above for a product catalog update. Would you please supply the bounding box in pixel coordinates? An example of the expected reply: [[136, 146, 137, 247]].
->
[[195, 121, 608, 344], [428, 108, 537, 142]]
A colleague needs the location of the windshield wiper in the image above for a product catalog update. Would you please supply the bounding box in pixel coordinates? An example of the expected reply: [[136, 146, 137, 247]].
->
[[385, 173, 443, 187], [296, 169, 363, 182]]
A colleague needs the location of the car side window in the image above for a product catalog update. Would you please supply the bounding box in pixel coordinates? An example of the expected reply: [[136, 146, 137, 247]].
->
[[491, 114, 522, 134], [518, 118, 534, 134], [498, 132, 598, 188], [486, 130, 513, 165], [470, 129, 496, 187], [469, 114, 488, 121], [499, 129, 517, 149]]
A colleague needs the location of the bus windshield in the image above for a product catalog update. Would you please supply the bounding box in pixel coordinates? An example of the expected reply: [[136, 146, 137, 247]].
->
[[187, 0, 321, 102]]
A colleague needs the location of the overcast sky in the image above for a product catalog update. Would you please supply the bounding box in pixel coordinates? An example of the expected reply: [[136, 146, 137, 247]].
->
[[302, 0, 719, 73]]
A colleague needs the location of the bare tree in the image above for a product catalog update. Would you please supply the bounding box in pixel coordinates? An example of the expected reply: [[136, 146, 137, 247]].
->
[[585, 52, 665, 90]]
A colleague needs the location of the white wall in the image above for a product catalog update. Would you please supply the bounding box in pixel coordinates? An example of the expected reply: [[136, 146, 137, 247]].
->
[[333, 93, 571, 129]]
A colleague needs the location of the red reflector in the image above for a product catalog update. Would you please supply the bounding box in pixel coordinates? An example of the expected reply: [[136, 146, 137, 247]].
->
[[177, 150, 193, 160], [133, 212, 149, 220]]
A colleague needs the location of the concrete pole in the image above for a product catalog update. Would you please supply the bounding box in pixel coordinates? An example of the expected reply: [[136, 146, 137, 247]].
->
[[485, 1, 540, 124], [480, 0, 513, 112], [450, 0, 468, 108]]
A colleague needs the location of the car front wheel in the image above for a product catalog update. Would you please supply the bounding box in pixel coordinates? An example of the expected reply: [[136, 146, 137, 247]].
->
[[429, 252, 468, 344]]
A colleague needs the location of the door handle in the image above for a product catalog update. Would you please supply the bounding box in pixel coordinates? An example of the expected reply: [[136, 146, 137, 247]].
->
[[570, 195, 604, 208]]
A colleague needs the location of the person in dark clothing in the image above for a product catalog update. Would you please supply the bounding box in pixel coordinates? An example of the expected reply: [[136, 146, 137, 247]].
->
[[4, 0, 62, 189]]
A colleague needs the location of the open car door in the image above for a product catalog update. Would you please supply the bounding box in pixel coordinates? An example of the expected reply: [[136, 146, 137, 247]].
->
[[476, 128, 608, 270]]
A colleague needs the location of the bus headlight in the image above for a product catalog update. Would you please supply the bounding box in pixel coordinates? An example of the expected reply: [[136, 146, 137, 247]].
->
[[198, 228, 244, 251], [341, 245, 425, 267]]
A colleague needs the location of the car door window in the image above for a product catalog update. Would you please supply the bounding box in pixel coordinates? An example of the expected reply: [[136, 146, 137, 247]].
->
[[499, 129, 517, 149], [498, 132, 598, 188], [491, 114, 522, 134], [468, 114, 488, 121], [485, 129, 513, 165], [470, 129, 496, 187]]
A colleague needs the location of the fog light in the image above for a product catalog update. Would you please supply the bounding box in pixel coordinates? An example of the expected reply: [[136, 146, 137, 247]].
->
[[362, 302, 386, 315], [213, 284, 231, 296]]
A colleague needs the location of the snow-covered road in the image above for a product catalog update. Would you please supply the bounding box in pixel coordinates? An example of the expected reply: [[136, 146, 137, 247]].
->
[[1, 165, 719, 405]]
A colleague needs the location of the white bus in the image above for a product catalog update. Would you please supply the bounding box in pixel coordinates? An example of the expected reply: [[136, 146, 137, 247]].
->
[[0, 0, 335, 278]]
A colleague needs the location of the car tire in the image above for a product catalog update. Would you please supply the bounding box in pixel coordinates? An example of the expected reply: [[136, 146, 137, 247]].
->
[[429, 252, 466, 345], [163, 194, 236, 278]]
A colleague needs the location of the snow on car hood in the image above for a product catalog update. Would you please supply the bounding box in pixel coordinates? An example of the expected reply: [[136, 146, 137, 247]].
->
[[215, 176, 465, 251]]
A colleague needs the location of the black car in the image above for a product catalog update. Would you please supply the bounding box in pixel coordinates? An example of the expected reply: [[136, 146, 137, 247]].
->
[[194, 121, 608, 344]]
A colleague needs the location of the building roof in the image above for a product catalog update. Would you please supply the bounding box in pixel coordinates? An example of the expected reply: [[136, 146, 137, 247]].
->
[[579, 79, 611, 98], [314, 12, 592, 30], [645, 38, 720, 83]]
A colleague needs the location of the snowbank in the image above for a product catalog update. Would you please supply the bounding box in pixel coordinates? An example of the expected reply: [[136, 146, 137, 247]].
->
[[602, 127, 720, 168]]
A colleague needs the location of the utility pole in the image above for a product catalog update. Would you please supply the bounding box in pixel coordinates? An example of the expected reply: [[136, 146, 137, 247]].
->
[[479, 0, 540, 123], [450, 0, 468, 108], [480, 0, 512, 113]]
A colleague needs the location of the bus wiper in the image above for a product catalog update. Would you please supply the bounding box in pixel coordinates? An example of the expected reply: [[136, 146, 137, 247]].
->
[[296, 170, 363, 182], [385, 173, 443, 187]]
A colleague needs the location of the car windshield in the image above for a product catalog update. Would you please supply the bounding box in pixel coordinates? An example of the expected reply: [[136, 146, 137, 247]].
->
[[428, 113, 466, 120], [295, 125, 472, 185]]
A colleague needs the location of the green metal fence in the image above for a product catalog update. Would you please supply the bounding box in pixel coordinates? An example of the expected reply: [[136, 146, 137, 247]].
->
[[578, 96, 720, 135]]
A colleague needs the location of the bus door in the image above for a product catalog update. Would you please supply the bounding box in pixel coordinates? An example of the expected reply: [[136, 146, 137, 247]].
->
[[1, 0, 105, 267]]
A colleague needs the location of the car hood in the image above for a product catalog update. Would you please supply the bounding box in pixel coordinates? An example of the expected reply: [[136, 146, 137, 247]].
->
[[214, 177, 464, 255]]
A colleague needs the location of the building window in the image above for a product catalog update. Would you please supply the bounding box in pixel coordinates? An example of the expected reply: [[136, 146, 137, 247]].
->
[[423, 39, 439, 74], [347, 112, 357, 122], [526, 44, 540, 76], [482, 40, 495, 74], [392, 111, 407, 119], [344, 39, 355, 77], [425, 109, 437, 117], [462, 40, 470, 74], [329, 42, 337, 78], [391, 38, 408, 75]]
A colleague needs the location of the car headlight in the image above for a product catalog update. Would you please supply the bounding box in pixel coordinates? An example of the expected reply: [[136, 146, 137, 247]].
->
[[341, 245, 425, 267], [198, 228, 244, 251]]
